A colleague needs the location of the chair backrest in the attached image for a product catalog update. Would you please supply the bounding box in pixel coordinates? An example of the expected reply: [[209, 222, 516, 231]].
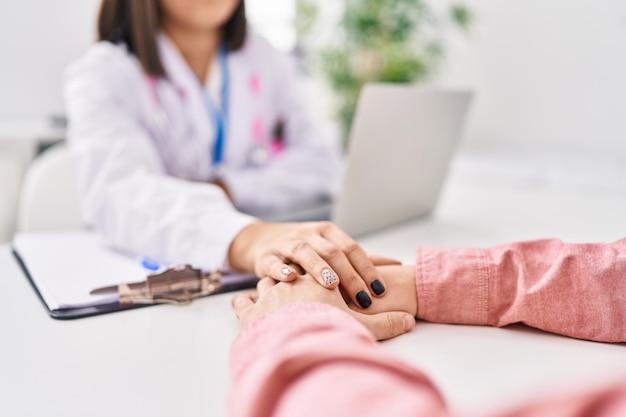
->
[[17, 143, 83, 232]]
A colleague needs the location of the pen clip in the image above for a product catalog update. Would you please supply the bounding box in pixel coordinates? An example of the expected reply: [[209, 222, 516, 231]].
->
[[90, 265, 223, 306]]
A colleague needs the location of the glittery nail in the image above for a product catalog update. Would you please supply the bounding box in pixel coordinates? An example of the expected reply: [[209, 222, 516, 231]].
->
[[281, 266, 294, 277], [321, 269, 338, 286]]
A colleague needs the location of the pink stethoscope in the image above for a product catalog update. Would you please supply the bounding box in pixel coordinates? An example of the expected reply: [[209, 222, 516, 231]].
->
[[145, 48, 284, 170]]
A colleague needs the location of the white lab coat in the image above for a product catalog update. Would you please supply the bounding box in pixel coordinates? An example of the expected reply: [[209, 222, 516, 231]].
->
[[64, 32, 342, 270]]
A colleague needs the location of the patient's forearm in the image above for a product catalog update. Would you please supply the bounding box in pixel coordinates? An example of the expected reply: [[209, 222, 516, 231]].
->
[[415, 238, 626, 342]]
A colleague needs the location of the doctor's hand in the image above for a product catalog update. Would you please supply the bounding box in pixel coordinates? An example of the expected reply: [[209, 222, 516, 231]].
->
[[228, 221, 393, 309], [231, 275, 415, 341], [347, 265, 418, 317]]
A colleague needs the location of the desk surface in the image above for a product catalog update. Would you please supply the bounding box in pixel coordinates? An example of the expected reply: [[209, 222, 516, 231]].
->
[[1, 181, 625, 417]]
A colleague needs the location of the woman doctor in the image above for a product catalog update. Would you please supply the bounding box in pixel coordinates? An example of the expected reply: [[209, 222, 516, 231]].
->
[[64, 0, 389, 308]]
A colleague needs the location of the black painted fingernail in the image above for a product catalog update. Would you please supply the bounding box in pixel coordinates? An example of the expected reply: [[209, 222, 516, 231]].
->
[[356, 291, 372, 308], [370, 279, 385, 295]]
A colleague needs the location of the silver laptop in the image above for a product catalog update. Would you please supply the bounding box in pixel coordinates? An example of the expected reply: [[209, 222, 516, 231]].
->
[[260, 84, 472, 237]]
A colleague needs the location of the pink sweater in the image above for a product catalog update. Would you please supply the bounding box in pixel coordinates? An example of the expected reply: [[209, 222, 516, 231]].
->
[[229, 239, 626, 417]]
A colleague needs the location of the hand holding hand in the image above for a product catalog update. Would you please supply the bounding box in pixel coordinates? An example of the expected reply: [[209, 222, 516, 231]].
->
[[231, 274, 415, 341], [348, 265, 418, 317], [228, 221, 391, 309]]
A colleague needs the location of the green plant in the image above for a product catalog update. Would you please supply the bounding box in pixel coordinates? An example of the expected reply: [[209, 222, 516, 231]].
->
[[298, 0, 473, 146]]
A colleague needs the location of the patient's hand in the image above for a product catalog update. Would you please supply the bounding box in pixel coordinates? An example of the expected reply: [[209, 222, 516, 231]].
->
[[231, 274, 415, 341], [347, 265, 418, 317]]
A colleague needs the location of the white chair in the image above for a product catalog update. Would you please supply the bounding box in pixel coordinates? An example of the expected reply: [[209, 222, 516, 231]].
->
[[16, 143, 83, 232]]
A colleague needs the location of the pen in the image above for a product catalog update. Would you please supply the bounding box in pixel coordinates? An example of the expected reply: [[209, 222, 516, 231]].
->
[[141, 257, 160, 271]]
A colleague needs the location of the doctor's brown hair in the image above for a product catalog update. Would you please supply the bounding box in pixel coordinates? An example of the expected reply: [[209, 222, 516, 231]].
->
[[97, 0, 247, 77]]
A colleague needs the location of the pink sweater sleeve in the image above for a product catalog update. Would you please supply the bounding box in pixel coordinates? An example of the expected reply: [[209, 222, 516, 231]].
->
[[416, 238, 626, 342], [229, 302, 626, 417], [229, 303, 445, 417]]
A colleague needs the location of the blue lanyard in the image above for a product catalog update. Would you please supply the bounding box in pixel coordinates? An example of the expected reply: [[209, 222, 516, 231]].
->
[[201, 44, 230, 167]]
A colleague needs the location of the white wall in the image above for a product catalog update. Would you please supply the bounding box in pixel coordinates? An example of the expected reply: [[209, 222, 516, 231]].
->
[[436, 0, 626, 157], [247, 0, 296, 51], [0, 1, 100, 244], [0, 1, 101, 119], [0, 1, 297, 119], [3, 0, 625, 152]]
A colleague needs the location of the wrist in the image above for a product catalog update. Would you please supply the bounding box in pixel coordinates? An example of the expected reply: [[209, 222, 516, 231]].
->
[[228, 222, 295, 272], [372, 264, 418, 316], [228, 222, 265, 272], [399, 265, 418, 317]]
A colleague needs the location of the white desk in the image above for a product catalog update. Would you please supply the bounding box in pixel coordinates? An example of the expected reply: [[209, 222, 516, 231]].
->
[[1, 181, 625, 417]]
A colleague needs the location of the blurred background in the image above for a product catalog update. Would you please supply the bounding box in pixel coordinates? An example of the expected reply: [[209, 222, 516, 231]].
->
[[1, 0, 626, 244]]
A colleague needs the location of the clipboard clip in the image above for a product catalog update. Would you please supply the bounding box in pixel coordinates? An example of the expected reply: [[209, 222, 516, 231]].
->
[[90, 265, 222, 306]]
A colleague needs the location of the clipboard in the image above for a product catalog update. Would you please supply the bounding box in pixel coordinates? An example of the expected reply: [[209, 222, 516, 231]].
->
[[12, 230, 258, 320]]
